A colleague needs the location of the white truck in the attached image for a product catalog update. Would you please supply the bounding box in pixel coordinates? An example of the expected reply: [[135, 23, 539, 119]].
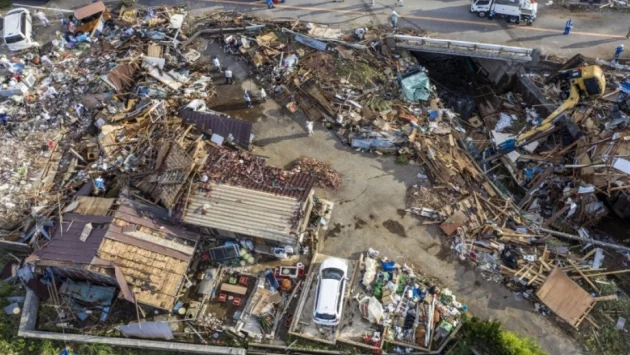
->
[[470, 0, 537, 25]]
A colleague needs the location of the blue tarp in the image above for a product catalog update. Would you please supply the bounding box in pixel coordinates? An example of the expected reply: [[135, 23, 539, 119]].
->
[[59, 281, 115, 306], [400, 70, 432, 101], [381, 261, 396, 272]]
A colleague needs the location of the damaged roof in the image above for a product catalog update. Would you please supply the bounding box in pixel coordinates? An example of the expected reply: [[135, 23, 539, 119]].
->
[[182, 182, 306, 245], [103, 62, 139, 92], [179, 108, 253, 146], [202, 146, 315, 202], [32, 213, 113, 265], [31, 197, 199, 310]]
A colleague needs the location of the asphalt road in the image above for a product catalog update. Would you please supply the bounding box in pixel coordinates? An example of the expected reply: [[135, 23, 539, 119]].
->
[[11, 0, 630, 58]]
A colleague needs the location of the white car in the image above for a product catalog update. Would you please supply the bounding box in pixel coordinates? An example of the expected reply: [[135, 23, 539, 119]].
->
[[3, 8, 39, 52], [313, 257, 348, 326]]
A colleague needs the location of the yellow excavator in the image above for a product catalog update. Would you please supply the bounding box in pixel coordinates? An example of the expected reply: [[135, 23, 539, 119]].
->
[[496, 65, 606, 154]]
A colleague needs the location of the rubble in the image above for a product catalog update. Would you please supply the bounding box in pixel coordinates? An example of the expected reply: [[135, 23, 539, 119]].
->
[[0, 4, 629, 354], [352, 250, 465, 351], [289, 157, 341, 189]]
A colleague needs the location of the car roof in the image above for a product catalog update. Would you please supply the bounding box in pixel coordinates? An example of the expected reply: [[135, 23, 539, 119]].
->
[[315, 279, 341, 315], [320, 257, 348, 273], [3, 8, 26, 38]]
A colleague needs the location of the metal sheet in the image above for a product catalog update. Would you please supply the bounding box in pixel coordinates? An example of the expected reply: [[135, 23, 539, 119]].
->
[[179, 108, 252, 147], [295, 34, 328, 51], [119, 322, 174, 340]]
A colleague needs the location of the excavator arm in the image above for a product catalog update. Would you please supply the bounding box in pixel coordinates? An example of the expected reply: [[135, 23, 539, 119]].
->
[[515, 83, 581, 144]]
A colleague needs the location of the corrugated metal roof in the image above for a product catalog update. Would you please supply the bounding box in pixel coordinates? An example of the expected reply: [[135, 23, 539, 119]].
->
[[34, 214, 113, 264], [203, 146, 315, 202], [179, 108, 252, 146], [182, 183, 302, 245]]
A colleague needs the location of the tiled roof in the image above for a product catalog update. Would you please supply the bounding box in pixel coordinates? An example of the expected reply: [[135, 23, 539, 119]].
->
[[202, 146, 315, 202]]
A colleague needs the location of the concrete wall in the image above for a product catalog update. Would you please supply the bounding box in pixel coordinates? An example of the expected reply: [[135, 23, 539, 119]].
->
[[19, 290, 246, 355], [473, 58, 522, 92]]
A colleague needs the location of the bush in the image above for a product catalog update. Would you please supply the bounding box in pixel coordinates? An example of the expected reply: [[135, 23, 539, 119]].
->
[[0, 0, 11, 9], [0, 282, 181, 355], [448, 315, 547, 355], [396, 155, 408, 165]]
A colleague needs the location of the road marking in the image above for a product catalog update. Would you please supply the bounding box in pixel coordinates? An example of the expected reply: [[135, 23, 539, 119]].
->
[[203, 0, 623, 39], [508, 25, 626, 39], [201, 0, 497, 27], [12, 4, 74, 13]]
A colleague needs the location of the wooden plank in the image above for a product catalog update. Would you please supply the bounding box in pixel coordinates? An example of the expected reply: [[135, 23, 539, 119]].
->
[[569, 260, 600, 294], [220, 283, 247, 295], [536, 268, 595, 328]]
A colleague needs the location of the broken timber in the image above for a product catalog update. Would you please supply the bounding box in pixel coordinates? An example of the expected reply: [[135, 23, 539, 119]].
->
[[540, 227, 630, 253]]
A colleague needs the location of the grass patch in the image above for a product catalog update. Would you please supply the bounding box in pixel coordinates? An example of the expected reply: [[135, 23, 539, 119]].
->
[[446, 315, 546, 355]]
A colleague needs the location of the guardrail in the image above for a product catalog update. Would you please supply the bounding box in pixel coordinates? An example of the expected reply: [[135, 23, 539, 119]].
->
[[386, 35, 535, 62]]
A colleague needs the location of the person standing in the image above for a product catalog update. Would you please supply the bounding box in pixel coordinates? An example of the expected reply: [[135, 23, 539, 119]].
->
[[244, 91, 252, 108], [613, 44, 625, 64], [212, 56, 221, 73], [260, 88, 267, 102], [35, 10, 50, 27], [266, 0, 275, 9], [371, 0, 375, 6], [306, 120, 314, 136], [564, 19, 573, 35], [225, 68, 233, 85], [396, 0, 404, 6], [391, 10, 399, 32]]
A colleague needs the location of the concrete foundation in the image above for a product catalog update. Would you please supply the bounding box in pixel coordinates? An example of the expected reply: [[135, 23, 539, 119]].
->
[[19, 290, 246, 355]]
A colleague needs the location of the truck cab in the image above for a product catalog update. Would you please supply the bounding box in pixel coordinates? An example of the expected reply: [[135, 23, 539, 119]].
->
[[470, 0, 492, 17], [471, 0, 536, 25], [3, 8, 38, 52]]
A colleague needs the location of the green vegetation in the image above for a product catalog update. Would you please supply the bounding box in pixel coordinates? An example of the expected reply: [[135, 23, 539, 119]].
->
[[583, 283, 630, 355], [447, 315, 546, 355], [0, 282, 180, 355], [395, 155, 409, 165], [0, 0, 12, 9]]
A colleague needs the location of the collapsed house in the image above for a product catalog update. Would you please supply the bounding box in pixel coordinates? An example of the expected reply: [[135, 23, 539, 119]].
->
[[182, 147, 316, 247], [26, 196, 199, 311]]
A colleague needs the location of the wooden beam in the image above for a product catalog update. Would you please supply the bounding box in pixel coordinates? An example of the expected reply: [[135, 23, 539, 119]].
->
[[569, 260, 600, 294]]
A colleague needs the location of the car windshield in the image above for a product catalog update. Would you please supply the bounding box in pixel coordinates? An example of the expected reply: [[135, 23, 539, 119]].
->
[[4, 34, 24, 44], [321, 267, 344, 280], [315, 312, 336, 320]]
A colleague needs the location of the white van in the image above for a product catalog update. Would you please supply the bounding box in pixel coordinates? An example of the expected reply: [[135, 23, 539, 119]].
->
[[3, 8, 38, 52], [313, 257, 348, 326]]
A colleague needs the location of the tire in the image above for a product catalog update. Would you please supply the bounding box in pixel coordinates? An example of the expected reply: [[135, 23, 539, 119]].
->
[[478, 11, 487, 18], [507, 16, 518, 23]]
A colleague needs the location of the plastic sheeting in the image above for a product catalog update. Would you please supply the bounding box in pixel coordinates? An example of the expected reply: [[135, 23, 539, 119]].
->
[[359, 296, 384, 324], [119, 322, 174, 340], [400, 71, 431, 102], [362, 257, 378, 285]]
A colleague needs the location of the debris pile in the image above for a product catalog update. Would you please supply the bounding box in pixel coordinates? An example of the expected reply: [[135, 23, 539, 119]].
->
[[290, 157, 341, 189], [355, 250, 465, 351]]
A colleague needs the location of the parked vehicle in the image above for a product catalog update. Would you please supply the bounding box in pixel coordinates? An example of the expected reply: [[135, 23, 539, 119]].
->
[[3, 8, 38, 52], [313, 257, 348, 326], [470, 0, 537, 25]]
